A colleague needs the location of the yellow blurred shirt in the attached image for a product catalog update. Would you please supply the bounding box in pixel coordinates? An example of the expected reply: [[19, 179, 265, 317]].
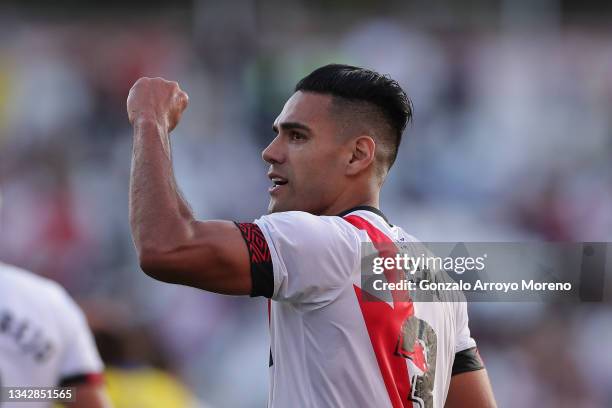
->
[[103, 367, 197, 408]]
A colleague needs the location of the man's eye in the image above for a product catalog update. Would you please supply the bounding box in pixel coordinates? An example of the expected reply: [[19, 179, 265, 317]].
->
[[290, 132, 306, 141]]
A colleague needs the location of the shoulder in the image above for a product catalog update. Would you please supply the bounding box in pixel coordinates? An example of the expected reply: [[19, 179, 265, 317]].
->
[[1, 262, 64, 298], [253, 211, 362, 268], [0, 262, 81, 317], [255, 211, 360, 241]]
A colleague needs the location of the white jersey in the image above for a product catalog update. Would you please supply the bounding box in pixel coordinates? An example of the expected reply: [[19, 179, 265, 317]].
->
[[237, 207, 481, 408], [0, 263, 104, 407]]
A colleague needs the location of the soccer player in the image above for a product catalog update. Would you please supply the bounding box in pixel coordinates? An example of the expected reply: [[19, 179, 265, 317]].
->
[[0, 263, 112, 408], [127, 64, 497, 407]]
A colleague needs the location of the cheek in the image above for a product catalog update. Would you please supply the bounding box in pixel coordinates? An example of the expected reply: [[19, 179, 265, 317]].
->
[[293, 151, 343, 193]]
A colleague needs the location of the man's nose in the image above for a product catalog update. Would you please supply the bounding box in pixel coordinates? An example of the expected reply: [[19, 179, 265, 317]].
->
[[262, 136, 285, 164]]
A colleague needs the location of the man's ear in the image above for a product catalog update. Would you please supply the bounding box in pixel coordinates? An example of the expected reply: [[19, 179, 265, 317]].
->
[[346, 135, 376, 176]]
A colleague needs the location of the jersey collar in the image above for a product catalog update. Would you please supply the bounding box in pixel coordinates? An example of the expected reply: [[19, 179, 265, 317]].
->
[[336, 205, 392, 227]]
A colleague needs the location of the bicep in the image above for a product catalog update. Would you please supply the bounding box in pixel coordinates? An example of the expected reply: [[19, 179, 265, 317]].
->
[[139, 220, 252, 295], [445, 369, 497, 408]]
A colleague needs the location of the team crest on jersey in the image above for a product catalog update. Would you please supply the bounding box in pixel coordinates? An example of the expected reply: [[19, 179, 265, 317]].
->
[[395, 316, 437, 408]]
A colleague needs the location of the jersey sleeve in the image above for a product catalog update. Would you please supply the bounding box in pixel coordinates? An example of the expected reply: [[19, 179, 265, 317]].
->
[[237, 211, 360, 306], [451, 301, 484, 375], [54, 288, 104, 386], [454, 301, 476, 353]]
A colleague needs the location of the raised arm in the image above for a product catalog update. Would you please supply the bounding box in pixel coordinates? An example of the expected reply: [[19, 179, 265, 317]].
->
[[126, 77, 251, 295]]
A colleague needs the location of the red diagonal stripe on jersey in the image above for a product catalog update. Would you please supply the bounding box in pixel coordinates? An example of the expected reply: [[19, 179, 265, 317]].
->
[[343, 214, 414, 408]]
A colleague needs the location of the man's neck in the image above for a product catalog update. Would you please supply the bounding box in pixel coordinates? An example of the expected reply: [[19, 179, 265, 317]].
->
[[319, 193, 380, 217]]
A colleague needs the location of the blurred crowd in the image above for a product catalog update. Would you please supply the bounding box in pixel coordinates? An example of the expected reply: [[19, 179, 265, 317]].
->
[[0, 4, 611, 407]]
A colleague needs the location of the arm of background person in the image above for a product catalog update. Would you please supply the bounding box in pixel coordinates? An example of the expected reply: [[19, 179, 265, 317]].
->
[[63, 383, 113, 408], [445, 369, 497, 408], [56, 287, 114, 408], [127, 77, 252, 295]]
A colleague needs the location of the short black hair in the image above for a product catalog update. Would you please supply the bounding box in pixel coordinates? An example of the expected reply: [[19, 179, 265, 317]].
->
[[295, 64, 412, 172]]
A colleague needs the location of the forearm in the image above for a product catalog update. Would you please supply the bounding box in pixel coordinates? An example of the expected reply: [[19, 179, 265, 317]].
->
[[125, 77, 248, 289], [129, 118, 193, 256]]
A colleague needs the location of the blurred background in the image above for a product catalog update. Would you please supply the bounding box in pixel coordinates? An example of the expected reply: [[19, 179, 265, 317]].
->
[[1, 0, 611, 407]]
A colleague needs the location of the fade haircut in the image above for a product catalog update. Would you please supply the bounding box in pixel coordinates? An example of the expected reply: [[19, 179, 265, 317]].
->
[[294, 64, 412, 177]]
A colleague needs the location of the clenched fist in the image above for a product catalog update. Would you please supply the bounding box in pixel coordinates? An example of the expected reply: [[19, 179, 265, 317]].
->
[[127, 77, 189, 132]]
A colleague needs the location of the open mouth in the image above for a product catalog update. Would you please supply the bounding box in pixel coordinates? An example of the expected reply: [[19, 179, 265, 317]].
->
[[268, 175, 288, 194]]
